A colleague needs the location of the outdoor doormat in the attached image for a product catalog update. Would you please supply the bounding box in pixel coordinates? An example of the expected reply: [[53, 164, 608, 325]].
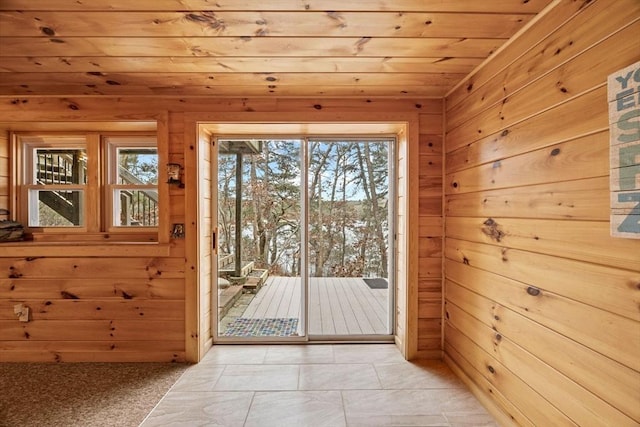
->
[[222, 317, 299, 337], [363, 278, 388, 289]]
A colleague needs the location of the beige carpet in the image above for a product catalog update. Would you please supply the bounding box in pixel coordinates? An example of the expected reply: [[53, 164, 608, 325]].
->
[[0, 362, 189, 427]]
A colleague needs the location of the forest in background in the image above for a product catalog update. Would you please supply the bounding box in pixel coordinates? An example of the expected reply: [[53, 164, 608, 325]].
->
[[218, 139, 391, 279]]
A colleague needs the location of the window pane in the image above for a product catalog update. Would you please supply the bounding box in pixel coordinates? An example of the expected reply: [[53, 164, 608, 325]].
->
[[114, 189, 159, 227], [35, 149, 87, 185], [29, 190, 84, 227], [117, 148, 158, 185]]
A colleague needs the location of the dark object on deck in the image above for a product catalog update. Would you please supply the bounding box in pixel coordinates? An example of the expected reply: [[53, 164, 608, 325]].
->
[[363, 278, 388, 289], [0, 211, 24, 242]]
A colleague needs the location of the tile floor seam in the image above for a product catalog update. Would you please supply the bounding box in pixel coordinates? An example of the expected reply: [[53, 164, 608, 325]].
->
[[242, 391, 257, 427], [371, 362, 384, 389], [340, 390, 349, 427], [211, 364, 228, 389]]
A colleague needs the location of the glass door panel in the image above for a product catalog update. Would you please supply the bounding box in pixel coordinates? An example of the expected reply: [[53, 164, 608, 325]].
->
[[307, 139, 393, 337], [216, 139, 304, 339]]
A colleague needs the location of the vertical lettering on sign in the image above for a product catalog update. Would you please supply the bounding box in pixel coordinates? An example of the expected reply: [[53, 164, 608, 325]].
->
[[608, 61, 640, 238]]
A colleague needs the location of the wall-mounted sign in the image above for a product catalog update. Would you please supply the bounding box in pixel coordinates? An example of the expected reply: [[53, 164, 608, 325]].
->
[[607, 61, 640, 238]]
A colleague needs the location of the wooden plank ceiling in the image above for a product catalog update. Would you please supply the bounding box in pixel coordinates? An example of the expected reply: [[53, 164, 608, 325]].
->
[[0, 0, 553, 98]]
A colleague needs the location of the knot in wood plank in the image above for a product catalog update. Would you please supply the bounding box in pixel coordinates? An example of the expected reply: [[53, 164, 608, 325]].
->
[[482, 218, 505, 242], [184, 11, 226, 32], [526, 286, 541, 297], [354, 37, 371, 55]]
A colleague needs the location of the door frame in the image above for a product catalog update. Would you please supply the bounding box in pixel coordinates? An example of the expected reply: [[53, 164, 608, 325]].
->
[[211, 135, 397, 343], [183, 112, 420, 362]]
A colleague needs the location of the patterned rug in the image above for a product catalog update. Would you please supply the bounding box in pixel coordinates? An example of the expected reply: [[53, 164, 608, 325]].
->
[[222, 317, 299, 337]]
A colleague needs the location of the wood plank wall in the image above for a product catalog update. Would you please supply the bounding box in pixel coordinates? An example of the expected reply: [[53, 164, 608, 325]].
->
[[443, 0, 640, 425], [417, 102, 444, 358], [0, 119, 187, 362], [0, 98, 442, 361], [0, 129, 8, 212]]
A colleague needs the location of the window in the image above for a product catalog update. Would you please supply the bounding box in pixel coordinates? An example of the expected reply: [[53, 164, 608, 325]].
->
[[22, 136, 87, 228], [106, 136, 159, 228], [15, 133, 158, 236]]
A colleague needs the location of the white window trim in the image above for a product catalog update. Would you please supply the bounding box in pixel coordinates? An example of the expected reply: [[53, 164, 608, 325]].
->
[[13, 132, 160, 239], [19, 135, 90, 232]]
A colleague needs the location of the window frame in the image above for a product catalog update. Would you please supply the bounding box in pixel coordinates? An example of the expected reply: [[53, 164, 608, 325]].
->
[[12, 131, 160, 240], [104, 135, 159, 233], [17, 134, 95, 233]]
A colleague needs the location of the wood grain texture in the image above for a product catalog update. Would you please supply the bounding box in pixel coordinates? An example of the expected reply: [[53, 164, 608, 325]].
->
[[444, 351, 526, 427], [445, 324, 577, 427], [446, 299, 636, 426], [419, 108, 444, 318], [445, 176, 610, 221], [0, 72, 466, 88], [0, 300, 184, 320], [0, 11, 533, 38], [446, 261, 640, 373], [444, 0, 640, 423], [0, 97, 435, 120], [1, 84, 456, 98], [0, 278, 185, 300], [446, 87, 608, 168], [446, 0, 596, 108], [446, 132, 608, 194], [0, 37, 503, 59], [444, 240, 639, 322], [0, 57, 483, 75], [0, 340, 185, 362], [446, 277, 640, 421], [446, 82, 609, 156], [0, 1, 551, 97], [0, 257, 185, 279], [447, 18, 640, 130], [446, 216, 639, 271], [0, 0, 553, 13], [0, 319, 184, 341]]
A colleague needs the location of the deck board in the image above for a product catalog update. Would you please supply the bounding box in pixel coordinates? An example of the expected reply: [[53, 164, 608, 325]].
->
[[318, 278, 336, 335], [238, 276, 390, 336], [326, 278, 349, 335], [340, 277, 376, 334], [330, 279, 362, 335], [349, 277, 387, 329]]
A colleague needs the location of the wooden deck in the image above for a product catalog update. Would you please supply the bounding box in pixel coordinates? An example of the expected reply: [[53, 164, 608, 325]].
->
[[241, 276, 390, 336]]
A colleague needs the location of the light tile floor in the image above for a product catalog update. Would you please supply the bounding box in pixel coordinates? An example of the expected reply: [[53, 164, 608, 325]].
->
[[141, 344, 498, 427]]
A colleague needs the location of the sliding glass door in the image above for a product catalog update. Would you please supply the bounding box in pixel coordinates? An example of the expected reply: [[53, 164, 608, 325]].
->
[[215, 136, 393, 341]]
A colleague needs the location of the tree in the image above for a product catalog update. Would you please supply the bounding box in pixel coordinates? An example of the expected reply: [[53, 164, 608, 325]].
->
[[217, 154, 236, 255], [355, 141, 389, 277], [217, 137, 390, 279]]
